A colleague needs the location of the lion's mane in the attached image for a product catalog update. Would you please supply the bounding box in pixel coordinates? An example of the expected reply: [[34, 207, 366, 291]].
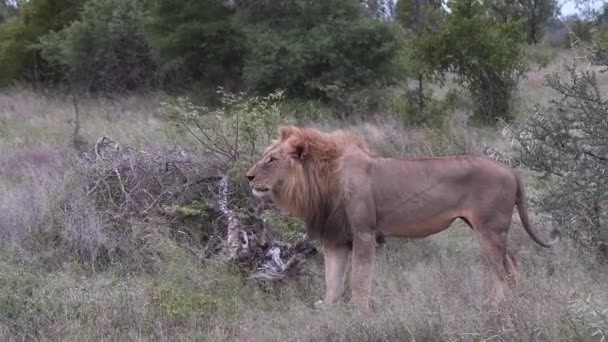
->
[[271, 126, 375, 246]]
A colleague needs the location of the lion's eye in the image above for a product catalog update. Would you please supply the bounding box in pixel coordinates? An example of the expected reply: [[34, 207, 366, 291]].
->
[[267, 156, 277, 164]]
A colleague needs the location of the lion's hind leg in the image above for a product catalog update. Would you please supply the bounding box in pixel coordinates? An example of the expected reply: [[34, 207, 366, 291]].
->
[[504, 250, 519, 287], [473, 219, 518, 305]]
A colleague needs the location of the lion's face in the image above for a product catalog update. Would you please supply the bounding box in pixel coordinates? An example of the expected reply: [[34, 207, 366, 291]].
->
[[246, 127, 308, 200], [246, 143, 296, 199]]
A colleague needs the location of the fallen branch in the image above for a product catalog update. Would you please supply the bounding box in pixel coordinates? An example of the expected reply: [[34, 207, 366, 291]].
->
[[250, 236, 318, 281], [214, 174, 253, 260], [81, 136, 318, 280], [210, 173, 318, 277]]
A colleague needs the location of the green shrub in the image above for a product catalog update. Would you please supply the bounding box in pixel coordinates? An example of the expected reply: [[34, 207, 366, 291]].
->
[[512, 49, 608, 252], [0, 0, 84, 86], [278, 98, 334, 122], [240, 0, 405, 107], [591, 26, 608, 64], [418, 0, 528, 124], [567, 16, 594, 44], [38, 0, 156, 92], [399, 87, 453, 128], [143, 0, 244, 91], [161, 88, 285, 170]]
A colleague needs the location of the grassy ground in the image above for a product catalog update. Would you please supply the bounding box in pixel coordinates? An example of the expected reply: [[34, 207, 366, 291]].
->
[[0, 48, 607, 341]]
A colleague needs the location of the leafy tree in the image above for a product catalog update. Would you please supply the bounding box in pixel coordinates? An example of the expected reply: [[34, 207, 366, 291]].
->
[[38, 0, 156, 92], [0, 0, 84, 86], [489, 0, 560, 44], [396, 0, 442, 31], [239, 0, 405, 107], [143, 0, 245, 92], [395, 0, 443, 111], [418, 0, 527, 124]]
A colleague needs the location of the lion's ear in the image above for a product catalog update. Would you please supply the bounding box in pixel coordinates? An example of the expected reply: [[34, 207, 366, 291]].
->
[[288, 139, 308, 161], [279, 126, 297, 141]]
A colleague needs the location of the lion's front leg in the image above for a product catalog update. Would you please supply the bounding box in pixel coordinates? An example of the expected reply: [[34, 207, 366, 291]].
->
[[318, 240, 350, 307], [350, 231, 376, 311], [343, 182, 377, 311]]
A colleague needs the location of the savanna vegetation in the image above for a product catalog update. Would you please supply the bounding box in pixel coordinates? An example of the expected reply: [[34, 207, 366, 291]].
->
[[0, 0, 607, 340]]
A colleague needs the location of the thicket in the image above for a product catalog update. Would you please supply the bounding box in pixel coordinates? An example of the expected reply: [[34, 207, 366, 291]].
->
[[488, 0, 560, 44], [512, 29, 608, 257], [415, 0, 528, 124], [0, 89, 316, 280], [236, 0, 405, 107], [0, 0, 606, 125], [1, 0, 406, 105], [38, 0, 156, 92], [0, 0, 541, 124], [143, 0, 244, 92], [0, 0, 85, 86]]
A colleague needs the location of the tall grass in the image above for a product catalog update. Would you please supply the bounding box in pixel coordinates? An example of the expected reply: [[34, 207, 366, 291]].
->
[[0, 56, 607, 340]]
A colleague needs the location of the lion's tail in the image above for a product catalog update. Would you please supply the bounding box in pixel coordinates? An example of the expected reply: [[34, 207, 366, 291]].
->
[[514, 171, 561, 248]]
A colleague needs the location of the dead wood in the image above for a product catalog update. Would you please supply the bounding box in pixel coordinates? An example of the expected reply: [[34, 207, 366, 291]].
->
[[80, 136, 318, 280]]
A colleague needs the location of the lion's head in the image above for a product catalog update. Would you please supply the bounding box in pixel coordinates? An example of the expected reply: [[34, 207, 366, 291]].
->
[[246, 125, 368, 220]]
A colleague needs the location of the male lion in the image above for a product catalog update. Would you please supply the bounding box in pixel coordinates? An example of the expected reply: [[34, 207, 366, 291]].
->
[[245, 125, 560, 310]]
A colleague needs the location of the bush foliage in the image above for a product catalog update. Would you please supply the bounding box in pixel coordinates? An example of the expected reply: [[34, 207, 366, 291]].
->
[[239, 0, 405, 105], [0, 0, 84, 86], [161, 88, 285, 170], [38, 0, 156, 92], [417, 0, 528, 124], [143, 0, 244, 91], [513, 45, 608, 253]]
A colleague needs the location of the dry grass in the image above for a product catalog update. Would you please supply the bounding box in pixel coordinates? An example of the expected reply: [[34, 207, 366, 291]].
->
[[515, 46, 608, 110], [0, 87, 180, 151], [231, 227, 607, 342], [0, 48, 607, 341]]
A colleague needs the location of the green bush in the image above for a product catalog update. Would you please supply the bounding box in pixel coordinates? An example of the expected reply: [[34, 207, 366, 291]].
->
[[488, 0, 559, 44], [512, 48, 608, 252], [399, 87, 454, 128], [240, 0, 405, 107], [591, 26, 608, 64], [418, 0, 528, 124], [0, 0, 84, 86], [143, 0, 245, 91], [38, 0, 156, 92], [161, 88, 285, 170], [567, 16, 594, 44]]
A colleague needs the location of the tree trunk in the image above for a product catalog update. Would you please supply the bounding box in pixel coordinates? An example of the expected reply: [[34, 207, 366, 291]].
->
[[417, 73, 425, 111]]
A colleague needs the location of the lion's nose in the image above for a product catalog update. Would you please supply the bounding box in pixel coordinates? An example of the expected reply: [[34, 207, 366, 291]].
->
[[246, 166, 256, 181]]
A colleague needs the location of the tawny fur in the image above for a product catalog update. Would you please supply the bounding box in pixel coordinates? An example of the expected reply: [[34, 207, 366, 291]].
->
[[246, 125, 561, 310]]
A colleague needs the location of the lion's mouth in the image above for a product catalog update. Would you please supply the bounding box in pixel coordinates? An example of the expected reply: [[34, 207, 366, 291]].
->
[[252, 187, 270, 198]]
